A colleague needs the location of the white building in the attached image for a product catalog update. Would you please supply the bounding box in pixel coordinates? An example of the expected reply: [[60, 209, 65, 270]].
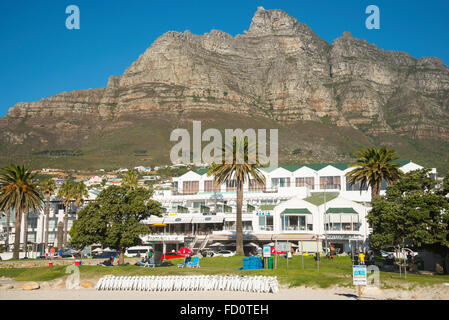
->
[[134, 166, 152, 173], [147, 160, 435, 253], [0, 191, 98, 258]]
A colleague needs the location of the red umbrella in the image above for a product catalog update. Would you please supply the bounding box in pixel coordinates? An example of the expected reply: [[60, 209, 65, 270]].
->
[[177, 248, 193, 255]]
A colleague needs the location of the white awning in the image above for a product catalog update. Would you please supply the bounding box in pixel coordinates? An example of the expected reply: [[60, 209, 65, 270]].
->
[[163, 215, 193, 224], [224, 214, 253, 222], [148, 215, 164, 224], [192, 215, 224, 224]]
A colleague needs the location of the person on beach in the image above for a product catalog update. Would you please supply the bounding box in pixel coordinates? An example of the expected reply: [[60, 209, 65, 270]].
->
[[358, 252, 365, 265]]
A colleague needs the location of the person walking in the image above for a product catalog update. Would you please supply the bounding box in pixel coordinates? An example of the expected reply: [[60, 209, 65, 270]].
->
[[329, 244, 335, 261], [358, 251, 365, 265]]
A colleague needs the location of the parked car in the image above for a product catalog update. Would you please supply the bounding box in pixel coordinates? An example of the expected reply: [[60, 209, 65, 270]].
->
[[214, 250, 236, 257], [125, 246, 150, 257], [380, 248, 418, 259], [93, 251, 117, 259], [161, 252, 185, 260]]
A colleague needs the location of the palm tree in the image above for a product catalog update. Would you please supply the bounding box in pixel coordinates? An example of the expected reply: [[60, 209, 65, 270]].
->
[[122, 170, 139, 191], [73, 181, 88, 208], [0, 165, 42, 259], [345, 146, 402, 201], [38, 178, 56, 251], [207, 138, 265, 255], [57, 179, 75, 249]]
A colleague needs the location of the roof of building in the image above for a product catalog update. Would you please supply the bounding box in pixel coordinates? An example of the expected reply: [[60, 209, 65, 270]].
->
[[195, 160, 412, 175], [325, 207, 358, 214], [281, 208, 312, 214], [304, 192, 339, 206]]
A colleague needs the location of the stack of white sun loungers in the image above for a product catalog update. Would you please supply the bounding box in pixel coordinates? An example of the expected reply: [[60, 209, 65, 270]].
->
[[95, 275, 279, 293]]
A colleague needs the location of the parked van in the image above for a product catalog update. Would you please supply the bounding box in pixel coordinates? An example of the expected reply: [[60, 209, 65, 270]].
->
[[125, 246, 151, 257]]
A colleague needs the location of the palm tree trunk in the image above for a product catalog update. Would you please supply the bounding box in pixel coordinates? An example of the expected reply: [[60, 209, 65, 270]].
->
[[13, 208, 22, 259], [44, 197, 50, 251], [63, 202, 69, 247], [371, 181, 381, 201], [236, 183, 244, 255]]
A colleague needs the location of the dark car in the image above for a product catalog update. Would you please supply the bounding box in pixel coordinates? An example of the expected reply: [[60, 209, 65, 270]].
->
[[160, 252, 185, 261], [93, 251, 117, 259]]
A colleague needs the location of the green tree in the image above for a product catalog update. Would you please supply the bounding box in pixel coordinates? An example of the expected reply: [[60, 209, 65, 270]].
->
[[0, 165, 43, 259], [368, 169, 449, 270], [69, 186, 162, 264], [57, 179, 76, 249], [38, 178, 56, 251], [207, 138, 265, 255], [346, 146, 402, 201], [122, 170, 139, 191]]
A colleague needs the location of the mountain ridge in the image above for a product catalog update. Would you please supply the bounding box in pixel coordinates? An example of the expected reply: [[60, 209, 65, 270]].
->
[[1, 7, 448, 172]]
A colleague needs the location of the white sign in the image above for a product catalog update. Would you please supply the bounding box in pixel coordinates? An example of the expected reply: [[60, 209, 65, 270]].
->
[[275, 242, 291, 252], [353, 265, 367, 286], [144, 235, 184, 242], [263, 245, 271, 258]]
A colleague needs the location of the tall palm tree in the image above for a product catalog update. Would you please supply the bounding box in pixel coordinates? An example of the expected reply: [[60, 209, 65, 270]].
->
[[38, 178, 56, 251], [122, 169, 139, 191], [57, 179, 75, 249], [208, 138, 265, 255], [0, 165, 42, 259], [345, 146, 402, 201], [73, 181, 88, 208]]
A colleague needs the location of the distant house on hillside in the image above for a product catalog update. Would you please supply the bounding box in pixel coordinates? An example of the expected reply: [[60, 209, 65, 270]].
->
[[134, 166, 152, 173]]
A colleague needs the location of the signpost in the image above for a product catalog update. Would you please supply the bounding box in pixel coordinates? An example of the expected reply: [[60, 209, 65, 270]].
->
[[263, 245, 271, 269], [275, 241, 292, 270], [353, 265, 367, 300]]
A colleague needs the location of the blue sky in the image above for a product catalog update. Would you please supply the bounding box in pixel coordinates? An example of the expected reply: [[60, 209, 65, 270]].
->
[[1, 0, 448, 117]]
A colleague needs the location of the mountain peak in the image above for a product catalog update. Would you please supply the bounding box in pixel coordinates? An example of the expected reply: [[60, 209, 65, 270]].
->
[[248, 7, 300, 35]]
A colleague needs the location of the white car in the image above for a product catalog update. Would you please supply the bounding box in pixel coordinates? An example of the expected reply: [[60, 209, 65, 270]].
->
[[380, 248, 418, 259], [215, 250, 236, 257]]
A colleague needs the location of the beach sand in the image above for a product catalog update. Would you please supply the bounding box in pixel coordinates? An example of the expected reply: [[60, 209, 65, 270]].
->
[[1, 282, 449, 300]]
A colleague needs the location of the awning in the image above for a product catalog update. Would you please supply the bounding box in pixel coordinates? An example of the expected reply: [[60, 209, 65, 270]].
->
[[163, 215, 192, 224], [325, 207, 357, 214], [224, 215, 253, 222], [192, 215, 224, 224], [148, 215, 164, 224], [281, 208, 312, 214]]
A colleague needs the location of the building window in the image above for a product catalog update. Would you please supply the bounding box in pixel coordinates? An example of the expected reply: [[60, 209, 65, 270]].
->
[[48, 233, 56, 243], [258, 215, 273, 231], [295, 177, 315, 189], [204, 181, 220, 192], [345, 177, 369, 191], [183, 181, 199, 194], [320, 176, 341, 190], [249, 179, 265, 191], [49, 219, 56, 229], [281, 215, 306, 231], [271, 178, 290, 188], [27, 233, 36, 243], [226, 180, 237, 192]]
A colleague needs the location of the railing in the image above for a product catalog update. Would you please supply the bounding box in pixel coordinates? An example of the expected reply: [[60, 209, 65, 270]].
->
[[171, 187, 279, 195]]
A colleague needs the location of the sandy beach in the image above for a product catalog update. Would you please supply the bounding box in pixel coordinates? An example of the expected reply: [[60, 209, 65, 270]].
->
[[1, 282, 449, 300]]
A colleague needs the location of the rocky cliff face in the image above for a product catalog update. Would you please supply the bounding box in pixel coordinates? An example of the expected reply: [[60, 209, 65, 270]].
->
[[5, 7, 448, 140], [2, 7, 449, 171]]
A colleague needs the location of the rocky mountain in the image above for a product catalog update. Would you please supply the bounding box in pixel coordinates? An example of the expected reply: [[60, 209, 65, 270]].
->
[[1, 7, 449, 172]]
